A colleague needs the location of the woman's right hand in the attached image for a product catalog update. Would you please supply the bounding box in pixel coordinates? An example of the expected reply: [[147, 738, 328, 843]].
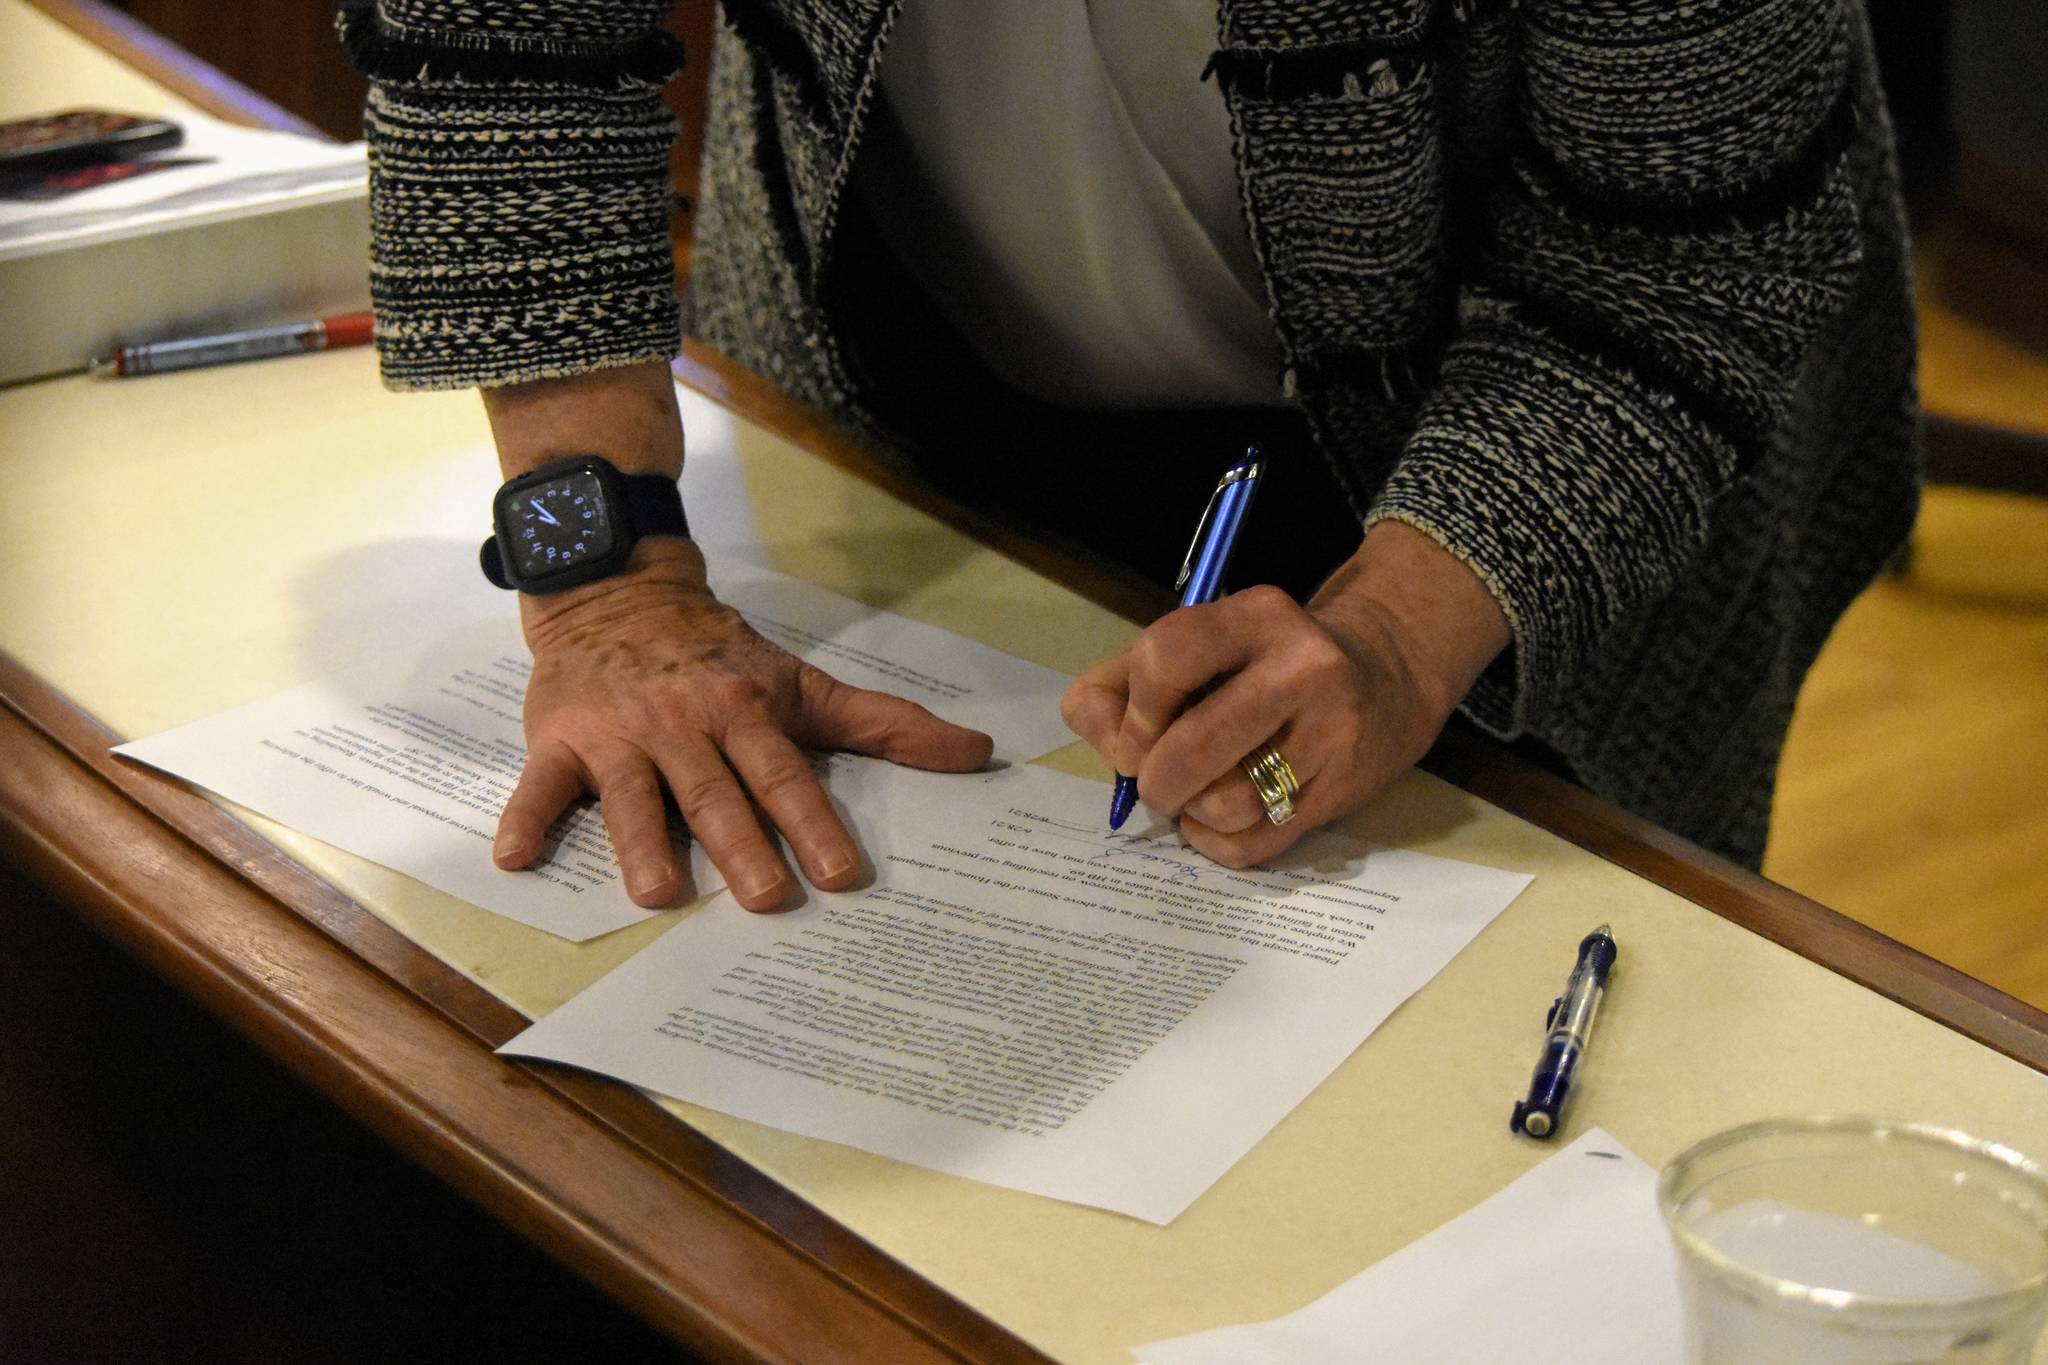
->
[[495, 538, 994, 912], [479, 362, 992, 913]]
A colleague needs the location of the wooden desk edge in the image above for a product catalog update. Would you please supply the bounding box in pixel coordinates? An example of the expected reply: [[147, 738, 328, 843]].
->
[[0, 655, 1050, 1365]]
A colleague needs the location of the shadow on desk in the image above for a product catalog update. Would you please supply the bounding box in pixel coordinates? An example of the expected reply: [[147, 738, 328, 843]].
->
[[0, 871, 693, 1365]]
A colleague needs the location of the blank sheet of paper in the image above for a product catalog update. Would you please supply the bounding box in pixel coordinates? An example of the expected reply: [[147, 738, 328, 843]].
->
[[1134, 1128, 1685, 1362], [500, 761, 1531, 1222]]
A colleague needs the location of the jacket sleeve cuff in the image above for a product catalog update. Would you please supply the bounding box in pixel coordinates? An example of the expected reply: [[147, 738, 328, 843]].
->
[[344, 3, 685, 391], [1363, 298, 1736, 738]]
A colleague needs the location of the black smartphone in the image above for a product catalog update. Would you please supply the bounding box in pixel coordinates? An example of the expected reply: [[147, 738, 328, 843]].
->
[[0, 109, 183, 173]]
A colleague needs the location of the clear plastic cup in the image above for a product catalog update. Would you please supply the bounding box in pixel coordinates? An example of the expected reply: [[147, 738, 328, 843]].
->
[[1659, 1117, 2048, 1363]]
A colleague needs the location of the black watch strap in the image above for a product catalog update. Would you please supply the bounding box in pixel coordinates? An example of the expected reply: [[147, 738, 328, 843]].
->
[[620, 471, 689, 540], [481, 536, 514, 590]]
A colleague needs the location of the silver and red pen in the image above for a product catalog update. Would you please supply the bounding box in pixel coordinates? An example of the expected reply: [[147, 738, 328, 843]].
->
[[90, 309, 375, 377]]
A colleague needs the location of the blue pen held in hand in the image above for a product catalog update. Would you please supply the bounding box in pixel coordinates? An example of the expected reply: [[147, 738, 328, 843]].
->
[[1107, 448, 1266, 831]]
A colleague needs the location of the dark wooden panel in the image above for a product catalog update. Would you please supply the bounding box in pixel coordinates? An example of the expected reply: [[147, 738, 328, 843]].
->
[[0, 660, 1053, 1365], [0, 873, 692, 1364], [111, 0, 367, 140], [1931, 152, 2048, 360], [29, 0, 325, 135], [1923, 412, 2048, 499]]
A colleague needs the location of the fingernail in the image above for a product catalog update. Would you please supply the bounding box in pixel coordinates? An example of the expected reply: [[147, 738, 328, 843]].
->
[[816, 850, 856, 882], [741, 873, 787, 906], [629, 867, 674, 901], [494, 836, 532, 865]]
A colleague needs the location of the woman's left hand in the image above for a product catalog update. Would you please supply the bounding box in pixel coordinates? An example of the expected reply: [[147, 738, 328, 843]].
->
[[1061, 520, 1511, 866]]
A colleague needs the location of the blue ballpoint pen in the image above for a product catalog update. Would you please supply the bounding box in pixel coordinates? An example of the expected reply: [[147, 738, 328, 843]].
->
[[1510, 925, 1618, 1139], [1107, 448, 1266, 830]]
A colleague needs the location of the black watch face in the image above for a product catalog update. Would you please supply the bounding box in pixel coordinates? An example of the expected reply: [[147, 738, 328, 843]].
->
[[505, 469, 616, 580]]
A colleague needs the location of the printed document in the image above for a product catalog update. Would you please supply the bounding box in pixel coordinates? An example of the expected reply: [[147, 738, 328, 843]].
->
[[115, 566, 1075, 942], [1134, 1129, 1685, 1362], [500, 761, 1531, 1222]]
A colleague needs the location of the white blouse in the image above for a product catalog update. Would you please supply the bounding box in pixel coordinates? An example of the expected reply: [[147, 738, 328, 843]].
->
[[856, 0, 1285, 410]]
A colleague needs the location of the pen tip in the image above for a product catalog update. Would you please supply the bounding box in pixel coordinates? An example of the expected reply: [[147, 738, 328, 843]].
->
[[1593, 923, 1613, 938], [1108, 779, 1135, 830], [87, 354, 115, 377]]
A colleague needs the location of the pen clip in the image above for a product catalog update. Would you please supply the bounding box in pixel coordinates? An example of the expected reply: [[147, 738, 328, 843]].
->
[[1174, 456, 1262, 593]]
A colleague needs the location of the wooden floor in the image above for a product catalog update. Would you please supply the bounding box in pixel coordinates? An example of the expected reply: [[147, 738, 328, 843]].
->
[[1765, 255, 2048, 1012]]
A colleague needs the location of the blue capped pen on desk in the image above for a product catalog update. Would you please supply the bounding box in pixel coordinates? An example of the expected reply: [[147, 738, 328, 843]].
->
[[1510, 924, 1618, 1139], [1107, 448, 1266, 831]]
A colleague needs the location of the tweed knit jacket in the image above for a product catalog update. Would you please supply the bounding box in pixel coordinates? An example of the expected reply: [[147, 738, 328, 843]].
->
[[341, 0, 1920, 867]]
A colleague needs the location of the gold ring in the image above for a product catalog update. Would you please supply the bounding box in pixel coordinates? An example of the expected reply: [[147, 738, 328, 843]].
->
[[1241, 745, 1301, 826]]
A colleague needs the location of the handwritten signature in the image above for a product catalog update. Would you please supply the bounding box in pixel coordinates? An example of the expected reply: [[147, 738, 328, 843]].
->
[[996, 809, 1218, 888], [1085, 841, 1211, 887]]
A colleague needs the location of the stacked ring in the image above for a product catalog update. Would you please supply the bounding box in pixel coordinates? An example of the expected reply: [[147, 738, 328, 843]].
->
[[1241, 745, 1301, 826]]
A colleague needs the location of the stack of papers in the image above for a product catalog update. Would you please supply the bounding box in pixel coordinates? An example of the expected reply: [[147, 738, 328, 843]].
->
[[501, 759, 1531, 1222], [117, 565, 1079, 942], [0, 109, 364, 251], [0, 108, 368, 383], [119, 569, 1533, 1222]]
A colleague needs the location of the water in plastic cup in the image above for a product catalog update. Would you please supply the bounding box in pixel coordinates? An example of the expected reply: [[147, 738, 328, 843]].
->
[[1659, 1118, 2048, 1364]]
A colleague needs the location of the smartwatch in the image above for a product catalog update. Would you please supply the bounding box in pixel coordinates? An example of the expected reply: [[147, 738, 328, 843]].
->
[[480, 455, 689, 594]]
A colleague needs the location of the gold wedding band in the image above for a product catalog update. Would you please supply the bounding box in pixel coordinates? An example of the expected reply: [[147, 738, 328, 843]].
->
[[1241, 745, 1301, 826]]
